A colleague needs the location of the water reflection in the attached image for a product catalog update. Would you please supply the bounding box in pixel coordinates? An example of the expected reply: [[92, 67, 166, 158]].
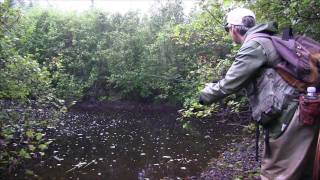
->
[[33, 110, 239, 179]]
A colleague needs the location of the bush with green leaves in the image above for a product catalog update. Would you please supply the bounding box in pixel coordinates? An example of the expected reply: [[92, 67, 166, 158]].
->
[[8, 0, 248, 117], [0, 3, 51, 101], [0, 1, 59, 177], [10, 1, 192, 104], [0, 108, 53, 177]]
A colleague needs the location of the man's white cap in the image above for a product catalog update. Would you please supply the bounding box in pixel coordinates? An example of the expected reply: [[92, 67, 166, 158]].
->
[[226, 8, 255, 26]]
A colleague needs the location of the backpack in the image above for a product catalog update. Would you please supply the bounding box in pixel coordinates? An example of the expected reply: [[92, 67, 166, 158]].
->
[[246, 29, 320, 92]]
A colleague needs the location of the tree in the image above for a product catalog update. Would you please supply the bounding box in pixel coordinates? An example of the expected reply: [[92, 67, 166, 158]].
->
[[251, 0, 320, 40]]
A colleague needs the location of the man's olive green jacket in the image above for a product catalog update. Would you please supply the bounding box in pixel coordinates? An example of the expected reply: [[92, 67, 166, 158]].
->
[[199, 22, 279, 104], [199, 22, 298, 137]]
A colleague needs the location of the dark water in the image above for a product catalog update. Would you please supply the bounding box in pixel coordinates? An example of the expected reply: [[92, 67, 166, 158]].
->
[[30, 109, 241, 180]]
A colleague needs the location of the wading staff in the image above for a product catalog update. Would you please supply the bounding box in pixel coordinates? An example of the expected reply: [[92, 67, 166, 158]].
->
[[313, 127, 320, 180]]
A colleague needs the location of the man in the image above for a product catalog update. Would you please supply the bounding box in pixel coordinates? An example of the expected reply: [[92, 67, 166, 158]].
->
[[199, 8, 319, 180]]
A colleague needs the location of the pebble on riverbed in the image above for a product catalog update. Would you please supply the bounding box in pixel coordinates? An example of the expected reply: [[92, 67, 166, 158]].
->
[[201, 137, 261, 180]]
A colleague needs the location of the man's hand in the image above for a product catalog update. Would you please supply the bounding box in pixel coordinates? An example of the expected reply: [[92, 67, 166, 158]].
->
[[199, 83, 216, 105]]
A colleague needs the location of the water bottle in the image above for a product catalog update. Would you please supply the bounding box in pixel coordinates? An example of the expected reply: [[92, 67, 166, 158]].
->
[[306, 87, 318, 100], [300, 86, 320, 125]]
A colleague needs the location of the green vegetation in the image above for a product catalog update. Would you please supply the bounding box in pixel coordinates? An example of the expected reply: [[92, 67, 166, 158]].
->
[[1, 0, 320, 177]]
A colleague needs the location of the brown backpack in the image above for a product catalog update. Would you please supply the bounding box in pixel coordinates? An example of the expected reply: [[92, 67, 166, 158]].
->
[[246, 30, 320, 92]]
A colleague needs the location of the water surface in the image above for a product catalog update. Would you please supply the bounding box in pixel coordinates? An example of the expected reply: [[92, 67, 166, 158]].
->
[[32, 107, 240, 179]]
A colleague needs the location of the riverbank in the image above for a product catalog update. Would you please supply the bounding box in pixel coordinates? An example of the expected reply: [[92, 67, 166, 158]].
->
[[70, 100, 181, 113], [195, 106, 261, 180], [201, 136, 261, 180]]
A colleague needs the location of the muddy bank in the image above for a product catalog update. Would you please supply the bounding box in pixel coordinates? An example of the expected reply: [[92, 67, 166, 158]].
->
[[70, 100, 180, 113]]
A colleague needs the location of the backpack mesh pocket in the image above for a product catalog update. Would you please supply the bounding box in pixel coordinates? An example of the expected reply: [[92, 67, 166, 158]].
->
[[299, 95, 320, 125]]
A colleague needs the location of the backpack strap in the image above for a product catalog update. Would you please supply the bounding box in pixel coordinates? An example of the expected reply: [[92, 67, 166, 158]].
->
[[275, 68, 308, 92], [245, 33, 279, 67], [255, 120, 260, 161], [282, 27, 293, 41]]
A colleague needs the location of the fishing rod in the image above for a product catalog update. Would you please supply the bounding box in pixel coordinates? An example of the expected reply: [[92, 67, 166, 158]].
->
[[199, 1, 226, 29]]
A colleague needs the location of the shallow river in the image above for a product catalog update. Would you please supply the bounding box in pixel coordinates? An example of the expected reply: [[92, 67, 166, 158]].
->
[[31, 107, 240, 180]]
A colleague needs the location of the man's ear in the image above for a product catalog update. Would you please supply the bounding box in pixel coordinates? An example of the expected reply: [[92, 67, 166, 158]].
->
[[230, 27, 243, 44], [230, 26, 238, 36]]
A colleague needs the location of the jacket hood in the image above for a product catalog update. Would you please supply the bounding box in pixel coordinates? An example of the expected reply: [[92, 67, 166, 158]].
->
[[245, 21, 278, 36]]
